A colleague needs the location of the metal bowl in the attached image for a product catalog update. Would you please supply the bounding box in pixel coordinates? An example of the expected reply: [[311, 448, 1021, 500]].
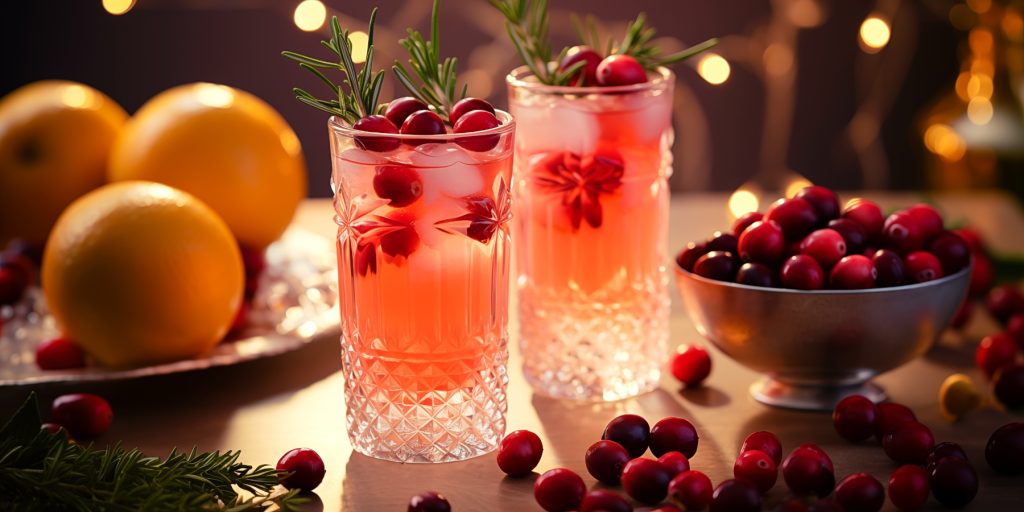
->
[[674, 262, 971, 411]]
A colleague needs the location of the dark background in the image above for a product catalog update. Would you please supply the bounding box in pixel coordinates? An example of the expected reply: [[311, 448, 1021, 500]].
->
[[1, 0, 961, 198]]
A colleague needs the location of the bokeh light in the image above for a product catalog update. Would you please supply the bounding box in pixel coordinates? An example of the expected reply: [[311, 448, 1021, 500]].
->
[[728, 189, 759, 218], [697, 54, 730, 85], [784, 177, 813, 200], [924, 124, 967, 162], [348, 31, 369, 64], [294, 0, 327, 32], [967, 97, 994, 125], [102, 0, 135, 15], [859, 16, 891, 53]]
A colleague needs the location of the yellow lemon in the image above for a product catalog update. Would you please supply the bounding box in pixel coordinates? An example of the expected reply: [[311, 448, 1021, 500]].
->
[[0, 81, 128, 246], [42, 181, 244, 367], [108, 83, 307, 249]]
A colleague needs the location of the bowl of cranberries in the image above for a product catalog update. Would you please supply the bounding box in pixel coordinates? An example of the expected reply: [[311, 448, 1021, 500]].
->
[[674, 187, 971, 411]]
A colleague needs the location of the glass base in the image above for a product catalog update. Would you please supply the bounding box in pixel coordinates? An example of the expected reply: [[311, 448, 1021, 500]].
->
[[750, 377, 887, 411]]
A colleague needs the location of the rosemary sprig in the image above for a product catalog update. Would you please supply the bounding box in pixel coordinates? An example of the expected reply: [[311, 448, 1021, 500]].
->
[[0, 393, 306, 511], [392, 0, 465, 122], [614, 12, 718, 70], [282, 10, 385, 123]]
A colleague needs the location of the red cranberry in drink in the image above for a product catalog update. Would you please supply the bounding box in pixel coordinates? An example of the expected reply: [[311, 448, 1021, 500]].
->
[[829, 255, 876, 290], [559, 46, 602, 86], [693, 251, 739, 282], [35, 337, 86, 370], [832, 395, 877, 442], [841, 198, 884, 240], [733, 211, 764, 236], [658, 451, 690, 478], [968, 252, 993, 297], [649, 417, 699, 458], [928, 457, 978, 508], [737, 262, 775, 287], [888, 465, 930, 512], [579, 490, 632, 512], [709, 478, 760, 512], [976, 333, 1017, 378], [602, 414, 650, 458], [276, 448, 325, 492], [871, 249, 905, 287], [827, 218, 868, 255], [834, 473, 884, 512], [799, 229, 847, 268], [668, 470, 713, 511], [1007, 313, 1024, 346], [766, 197, 819, 241], [883, 421, 934, 465], [741, 431, 783, 466], [780, 255, 824, 290], [384, 97, 429, 128], [496, 429, 543, 477], [738, 221, 785, 264], [596, 54, 647, 86], [928, 231, 970, 275], [706, 231, 739, 254], [51, 393, 112, 440], [903, 251, 943, 283], [534, 468, 585, 512], [379, 213, 420, 258], [373, 166, 423, 207], [671, 345, 712, 388], [795, 186, 840, 223], [882, 211, 925, 254], [993, 364, 1024, 409], [448, 97, 495, 125], [621, 458, 672, 505], [733, 449, 777, 494], [781, 444, 835, 498], [400, 110, 446, 145], [906, 203, 943, 242], [352, 115, 400, 152], [986, 284, 1024, 323], [585, 440, 631, 485], [985, 422, 1024, 474], [874, 402, 916, 441], [453, 110, 500, 151], [925, 441, 968, 474], [677, 241, 709, 272]]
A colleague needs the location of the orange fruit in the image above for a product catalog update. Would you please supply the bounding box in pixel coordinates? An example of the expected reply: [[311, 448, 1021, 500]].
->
[[108, 83, 307, 249], [42, 181, 244, 367], [0, 80, 128, 246]]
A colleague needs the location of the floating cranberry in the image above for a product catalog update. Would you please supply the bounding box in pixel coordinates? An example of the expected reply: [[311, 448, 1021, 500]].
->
[[602, 414, 650, 458], [379, 213, 420, 258], [496, 429, 543, 477], [534, 468, 585, 512], [741, 431, 783, 466], [834, 473, 884, 512], [734, 449, 777, 494], [781, 444, 835, 498], [408, 491, 451, 512], [400, 110, 446, 145], [1007, 314, 1024, 347], [925, 441, 968, 474], [993, 364, 1024, 409], [987, 285, 1024, 323], [928, 457, 978, 508], [903, 251, 943, 283], [671, 345, 712, 388], [709, 478, 761, 512], [669, 470, 714, 511], [976, 333, 1017, 378], [832, 395, 877, 442], [736, 262, 775, 287], [585, 440, 631, 485], [871, 249, 905, 287], [795, 186, 840, 224], [888, 465, 929, 512], [453, 110, 501, 151], [51, 393, 112, 440], [733, 212, 764, 237], [659, 451, 690, 478], [35, 337, 86, 370], [352, 115, 400, 152], [596, 54, 647, 86], [883, 421, 934, 465], [738, 221, 785, 264], [373, 166, 423, 207], [828, 218, 868, 255], [875, 402, 917, 441], [842, 198, 884, 240], [650, 417, 699, 458], [928, 232, 970, 275], [693, 251, 738, 282], [780, 255, 824, 290], [559, 46, 603, 86], [621, 457, 671, 504], [906, 204, 944, 242], [985, 422, 1024, 474], [800, 229, 847, 268], [766, 198, 819, 241], [677, 241, 709, 272], [829, 255, 876, 290], [579, 489, 632, 512], [449, 97, 495, 125], [385, 97, 429, 128]]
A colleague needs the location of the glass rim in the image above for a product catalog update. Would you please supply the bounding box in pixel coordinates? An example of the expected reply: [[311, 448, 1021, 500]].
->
[[328, 109, 515, 140], [505, 65, 673, 95]]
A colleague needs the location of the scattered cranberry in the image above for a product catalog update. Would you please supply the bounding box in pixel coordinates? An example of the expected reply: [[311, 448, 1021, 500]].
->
[[829, 255, 876, 290], [736, 262, 775, 287], [832, 395, 877, 442], [800, 229, 846, 268], [596, 54, 647, 86], [276, 448, 325, 492], [677, 241, 709, 272], [671, 345, 712, 388], [834, 473, 884, 512], [882, 211, 925, 254], [841, 199, 884, 240], [968, 252, 994, 297], [496, 429, 543, 477], [352, 115, 400, 152], [400, 110, 447, 144], [883, 421, 934, 465], [1007, 314, 1024, 346], [733, 212, 764, 237], [828, 218, 868, 255], [928, 457, 978, 508], [738, 221, 785, 264], [986, 285, 1024, 323], [534, 468, 585, 512], [795, 186, 840, 223], [621, 458, 671, 504], [871, 249, 905, 287], [874, 402, 917, 441], [976, 333, 1018, 378], [709, 478, 760, 512], [781, 444, 835, 498], [649, 417, 699, 458], [449, 97, 495, 125], [408, 491, 450, 512], [993, 363, 1024, 409], [985, 422, 1024, 474], [658, 451, 690, 478], [741, 431, 783, 466], [928, 231, 970, 275], [925, 441, 968, 474], [903, 251, 943, 283], [888, 465, 930, 512], [906, 204, 943, 241], [734, 449, 777, 494], [384, 97, 429, 128], [35, 337, 86, 370], [780, 255, 824, 290], [766, 198, 819, 241], [579, 489, 632, 512], [950, 300, 973, 330], [693, 251, 738, 282], [559, 46, 603, 86], [51, 393, 112, 440], [585, 440, 631, 485], [669, 470, 714, 511], [453, 110, 501, 151], [373, 166, 423, 207], [602, 414, 650, 458]]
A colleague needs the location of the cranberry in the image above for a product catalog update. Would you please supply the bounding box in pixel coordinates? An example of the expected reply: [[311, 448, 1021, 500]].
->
[[453, 110, 501, 151], [534, 468, 585, 512], [385, 97, 429, 128], [602, 414, 650, 458], [693, 251, 738, 282], [651, 507, 683, 512], [906, 203, 944, 241], [928, 232, 970, 275], [734, 449, 777, 494], [882, 211, 925, 254], [35, 337, 86, 370], [781, 444, 835, 498], [0, 266, 26, 305], [559, 46, 602, 86], [596, 54, 647, 86], [497, 429, 543, 477], [373, 166, 423, 207], [276, 448, 325, 492], [883, 421, 934, 465], [986, 285, 1024, 323], [985, 422, 1024, 474], [741, 431, 783, 466], [621, 457, 672, 504], [400, 110, 446, 145], [888, 465, 929, 512], [650, 417, 699, 458], [968, 252, 994, 297], [706, 231, 739, 254], [993, 363, 1024, 409], [799, 229, 847, 268], [677, 241, 709, 272], [658, 451, 690, 478], [585, 440, 631, 485], [950, 300, 973, 330], [669, 470, 713, 511], [352, 115, 400, 152], [51, 393, 112, 440], [828, 218, 868, 255], [1008, 314, 1024, 346], [408, 491, 450, 512], [903, 251, 943, 283], [841, 198, 884, 240], [40, 422, 62, 434], [579, 490, 632, 512], [874, 402, 916, 441], [780, 255, 824, 290], [795, 186, 840, 223], [766, 197, 819, 241], [925, 441, 968, 474], [975, 333, 1017, 378], [379, 214, 420, 258], [928, 457, 978, 508], [733, 212, 764, 236], [709, 479, 760, 512], [736, 262, 775, 287], [671, 345, 712, 388], [871, 249, 905, 287], [738, 221, 785, 263], [449, 97, 495, 124], [832, 395, 877, 442], [829, 255, 876, 290], [834, 473, 884, 512]]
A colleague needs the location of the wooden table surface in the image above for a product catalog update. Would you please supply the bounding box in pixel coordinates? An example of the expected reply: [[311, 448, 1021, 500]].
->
[[3, 191, 1024, 511]]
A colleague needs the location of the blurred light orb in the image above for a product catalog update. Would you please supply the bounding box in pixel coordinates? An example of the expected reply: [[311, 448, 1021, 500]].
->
[[967, 0, 992, 14], [787, 0, 824, 28], [924, 124, 967, 162], [728, 189, 759, 218], [763, 43, 794, 76], [784, 177, 813, 200], [859, 16, 891, 53], [102, 0, 135, 15], [348, 31, 369, 64], [294, 0, 327, 32], [967, 97, 994, 125], [697, 54, 730, 85], [966, 73, 993, 99]]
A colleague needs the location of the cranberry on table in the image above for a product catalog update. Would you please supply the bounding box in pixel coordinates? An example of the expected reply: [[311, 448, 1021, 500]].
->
[[585, 440, 631, 485], [693, 251, 739, 282], [780, 255, 825, 290], [993, 364, 1024, 409], [384, 97, 429, 128], [985, 422, 1024, 474], [276, 448, 325, 492], [669, 470, 713, 511], [799, 229, 847, 268], [671, 345, 712, 388], [407, 491, 451, 512], [975, 333, 1018, 378], [906, 203, 944, 241], [621, 457, 672, 504], [658, 451, 690, 478], [738, 220, 785, 264], [453, 110, 501, 151], [871, 249, 906, 287], [51, 393, 112, 440], [677, 241, 709, 272], [781, 444, 835, 498], [649, 417, 699, 458], [733, 211, 764, 236], [579, 489, 632, 512], [496, 429, 543, 477], [903, 251, 943, 283], [709, 478, 761, 512], [352, 115, 401, 152], [1007, 314, 1024, 346], [828, 218, 868, 255], [602, 414, 650, 458], [595, 54, 647, 86], [874, 402, 916, 441], [928, 457, 978, 508], [559, 45, 603, 86], [842, 198, 885, 240], [832, 395, 877, 443], [373, 166, 423, 207], [534, 468, 585, 512], [829, 255, 876, 290], [795, 186, 840, 223], [766, 197, 819, 241], [741, 431, 783, 466], [733, 449, 777, 494], [950, 300, 973, 330], [882, 211, 925, 254], [706, 231, 739, 254], [400, 110, 447, 144], [928, 231, 970, 275], [925, 441, 968, 474], [985, 284, 1024, 323], [35, 337, 86, 370], [888, 465, 930, 512], [736, 262, 775, 287], [834, 473, 884, 512], [883, 421, 935, 465], [448, 96, 495, 125]]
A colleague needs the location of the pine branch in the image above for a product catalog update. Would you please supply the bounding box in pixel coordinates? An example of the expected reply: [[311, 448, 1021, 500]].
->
[[393, 0, 465, 122], [615, 12, 718, 70]]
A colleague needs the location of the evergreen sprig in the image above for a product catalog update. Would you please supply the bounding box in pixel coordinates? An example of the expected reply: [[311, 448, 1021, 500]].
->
[[614, 12, 718, 70], [392, 0, 465, 122]]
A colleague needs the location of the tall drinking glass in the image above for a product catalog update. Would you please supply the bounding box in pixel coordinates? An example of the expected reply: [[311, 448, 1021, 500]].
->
[[507, 68, 674, 401], [329, 112, 515, 462]]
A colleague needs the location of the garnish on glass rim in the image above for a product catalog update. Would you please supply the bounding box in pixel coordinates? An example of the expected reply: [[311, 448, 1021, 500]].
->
[[392, 0, 466, 123]]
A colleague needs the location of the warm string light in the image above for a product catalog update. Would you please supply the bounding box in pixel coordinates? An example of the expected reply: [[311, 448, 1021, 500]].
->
[[102, 0, 135, 15], [697, 54, 730, 85], [859, 16, 891, 53], [924, 124, 967, 162], [294, 0, 327, 32], [728, 188, 759, 218]]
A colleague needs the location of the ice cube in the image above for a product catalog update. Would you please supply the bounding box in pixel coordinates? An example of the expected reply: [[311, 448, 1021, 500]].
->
[[512, 97, 599, 155], [410, 144, 485, 200], [338, 147, 389, 165]]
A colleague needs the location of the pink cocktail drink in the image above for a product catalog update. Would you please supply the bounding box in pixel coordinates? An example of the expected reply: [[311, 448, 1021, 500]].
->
[[329, 113, 514, 462], [508, 68, 674, 400]]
